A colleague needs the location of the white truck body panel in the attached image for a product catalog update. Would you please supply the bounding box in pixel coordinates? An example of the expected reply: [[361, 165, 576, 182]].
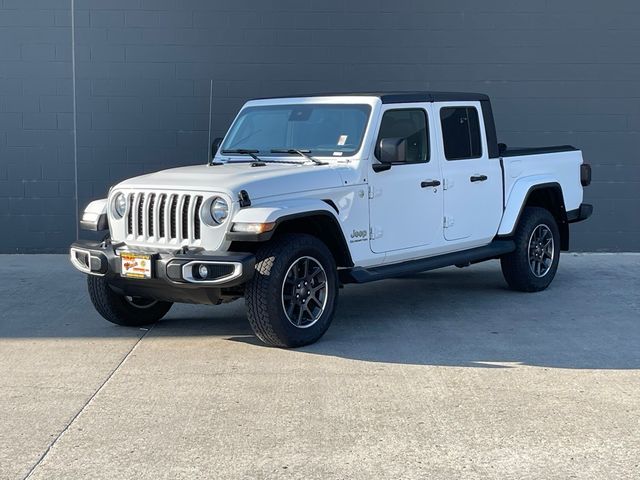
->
[[115, 162, 346, 201], [499, 150, 584, 235]]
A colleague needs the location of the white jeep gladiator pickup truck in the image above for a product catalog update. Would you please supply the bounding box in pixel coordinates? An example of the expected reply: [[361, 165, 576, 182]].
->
[[70, 92, 592, 347]]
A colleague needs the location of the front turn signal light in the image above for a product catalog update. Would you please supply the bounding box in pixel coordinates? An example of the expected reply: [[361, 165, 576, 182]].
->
[[231, 222, 276, 234]]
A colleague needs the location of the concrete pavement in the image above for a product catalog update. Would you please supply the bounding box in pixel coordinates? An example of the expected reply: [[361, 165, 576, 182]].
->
[[0, 254, 639, 479]]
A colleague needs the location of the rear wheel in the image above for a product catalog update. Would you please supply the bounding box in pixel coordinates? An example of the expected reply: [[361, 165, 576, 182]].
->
[[245, 233, 339, 347], [500, 207, 560, 292], [87, 275, 172, 326]]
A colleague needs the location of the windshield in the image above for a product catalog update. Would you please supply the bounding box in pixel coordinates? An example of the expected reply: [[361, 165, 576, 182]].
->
[[221, 104, 371, 157]]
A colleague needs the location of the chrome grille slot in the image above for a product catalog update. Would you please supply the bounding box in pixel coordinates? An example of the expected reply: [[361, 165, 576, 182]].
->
[[157, 194, 166, 238], [181, 196, 191, 240], [127, 195, 134, 234], [170, 195, 178, 239], [136, 193, 145, 236], [193, 196, 203, 239], [147, 193, 156, 237], [124, 191, 205, 246]]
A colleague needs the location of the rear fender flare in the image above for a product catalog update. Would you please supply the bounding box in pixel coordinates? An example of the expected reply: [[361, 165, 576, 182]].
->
[[498, 177, 565, 236]]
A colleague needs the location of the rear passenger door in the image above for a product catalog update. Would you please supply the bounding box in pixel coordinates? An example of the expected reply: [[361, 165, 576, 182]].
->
[[437, 103, 503, 244]]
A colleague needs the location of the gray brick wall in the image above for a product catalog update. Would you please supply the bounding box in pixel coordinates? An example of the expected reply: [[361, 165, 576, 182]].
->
[[0, 0, 75, 251], [1, 0, 639, 252]]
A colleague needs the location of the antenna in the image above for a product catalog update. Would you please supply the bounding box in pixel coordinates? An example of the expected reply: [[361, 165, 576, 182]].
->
[[207, 79, 213, 164]]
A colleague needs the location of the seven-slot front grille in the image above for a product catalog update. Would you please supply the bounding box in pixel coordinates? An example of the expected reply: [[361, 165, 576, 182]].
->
[[125, 192, 203, 244]]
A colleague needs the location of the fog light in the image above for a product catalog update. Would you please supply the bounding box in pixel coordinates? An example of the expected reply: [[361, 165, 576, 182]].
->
[[198, 264, 209, 279]]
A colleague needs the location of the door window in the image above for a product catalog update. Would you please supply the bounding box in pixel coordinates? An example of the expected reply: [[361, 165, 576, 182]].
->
[[440, 107, 482, 160], [375, 109, 429, 163]]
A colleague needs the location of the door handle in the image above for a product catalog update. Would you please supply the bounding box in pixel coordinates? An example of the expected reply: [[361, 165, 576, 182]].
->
[[470, 175, 488, 182], [421, 180, 441, 188]]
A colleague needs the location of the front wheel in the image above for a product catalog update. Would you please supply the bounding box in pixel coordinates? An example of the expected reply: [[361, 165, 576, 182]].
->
[[500, 207, 561, 292], [87, 276, 172, 326], [245, 233, 339, 347]]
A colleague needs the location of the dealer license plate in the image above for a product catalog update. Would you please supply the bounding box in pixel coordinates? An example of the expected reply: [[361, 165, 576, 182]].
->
[[120, 252, 153, 279]]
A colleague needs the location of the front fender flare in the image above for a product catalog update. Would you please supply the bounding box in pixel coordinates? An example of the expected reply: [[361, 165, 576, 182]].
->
[[227, 198, 341, 242]]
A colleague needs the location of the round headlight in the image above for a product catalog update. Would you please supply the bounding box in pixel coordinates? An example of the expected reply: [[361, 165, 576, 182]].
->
[[210, 197, 229, 224], [113, 193, 127, 218]]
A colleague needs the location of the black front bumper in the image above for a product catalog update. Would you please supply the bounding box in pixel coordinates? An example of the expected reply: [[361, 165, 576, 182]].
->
[[70, 240, 255, 304]]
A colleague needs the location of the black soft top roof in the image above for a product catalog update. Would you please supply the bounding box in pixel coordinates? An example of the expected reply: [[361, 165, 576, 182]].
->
[[252, 91, 490, 104]]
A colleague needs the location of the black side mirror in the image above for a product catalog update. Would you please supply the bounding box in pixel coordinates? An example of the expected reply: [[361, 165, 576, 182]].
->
[[498, 142, 508, 155], [211, 137, 223, 157], [372, 137, 406, 172], [372, 162, 392, 173]]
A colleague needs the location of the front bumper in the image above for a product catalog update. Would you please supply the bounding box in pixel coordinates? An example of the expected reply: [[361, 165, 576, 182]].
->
[[70, 240, 255, 304]]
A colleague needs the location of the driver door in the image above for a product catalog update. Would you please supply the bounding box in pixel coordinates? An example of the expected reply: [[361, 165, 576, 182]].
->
[[368, 104, 443, 254]]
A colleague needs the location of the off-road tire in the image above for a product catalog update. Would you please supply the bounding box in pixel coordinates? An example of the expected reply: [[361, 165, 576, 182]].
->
[[245, 233, 339, 348], [500, 207, 561, 292], [87, 275, 172, 326]]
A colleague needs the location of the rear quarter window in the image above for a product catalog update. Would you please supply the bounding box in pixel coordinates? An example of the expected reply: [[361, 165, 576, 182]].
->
[[440, 107, 482, 160]]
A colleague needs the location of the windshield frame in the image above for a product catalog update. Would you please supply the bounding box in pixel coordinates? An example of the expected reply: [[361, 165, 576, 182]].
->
[[218, 100, 375, 161]]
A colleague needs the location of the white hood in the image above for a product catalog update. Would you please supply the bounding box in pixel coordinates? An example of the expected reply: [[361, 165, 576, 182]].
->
[[116, 162, 346, 201]]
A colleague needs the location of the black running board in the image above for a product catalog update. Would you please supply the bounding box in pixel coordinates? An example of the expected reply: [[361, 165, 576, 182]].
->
[[341, 240, 515, 284]]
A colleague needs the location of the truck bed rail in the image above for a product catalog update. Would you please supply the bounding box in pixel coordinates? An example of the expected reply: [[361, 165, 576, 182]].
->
[[501, 145, 578, 157]]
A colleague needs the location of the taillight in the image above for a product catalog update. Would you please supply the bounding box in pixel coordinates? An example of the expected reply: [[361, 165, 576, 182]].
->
[[580, 163, 591, 187]]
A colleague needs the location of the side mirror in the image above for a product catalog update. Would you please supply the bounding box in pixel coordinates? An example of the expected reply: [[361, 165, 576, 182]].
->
[[211, 137, 223, 157], [498, 142, 507, 155], [372, 137, 406, 172]]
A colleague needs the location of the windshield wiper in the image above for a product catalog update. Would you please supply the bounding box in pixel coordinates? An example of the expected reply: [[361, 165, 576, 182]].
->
[[221, 149, 302, 165], [270, 149, 327, 165], [221, 149, 263, 162]]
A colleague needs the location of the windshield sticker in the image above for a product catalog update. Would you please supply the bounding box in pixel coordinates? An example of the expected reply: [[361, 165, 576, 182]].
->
[[337, 135, 348, 146], [333, 151, 344, 156]]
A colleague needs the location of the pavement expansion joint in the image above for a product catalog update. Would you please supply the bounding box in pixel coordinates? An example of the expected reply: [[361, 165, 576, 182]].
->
[[21, 326, 153, 480]]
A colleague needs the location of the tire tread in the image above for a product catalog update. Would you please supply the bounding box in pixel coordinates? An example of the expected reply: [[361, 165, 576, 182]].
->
[[245, 234, 338, 347], [500, 207, 560, 292], [87, 275, 172, 326]]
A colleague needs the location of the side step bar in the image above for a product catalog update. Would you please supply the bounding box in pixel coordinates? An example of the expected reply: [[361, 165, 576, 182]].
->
[[341, 240, 515, 284]]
